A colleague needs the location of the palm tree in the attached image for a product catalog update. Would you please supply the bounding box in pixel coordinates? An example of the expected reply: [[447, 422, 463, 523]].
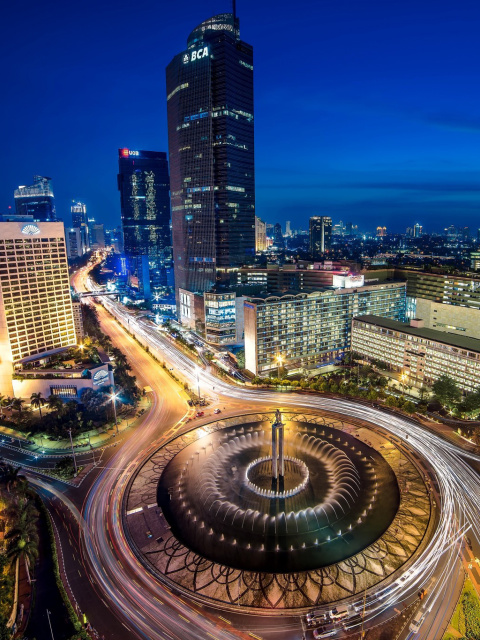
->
[[0, 464, 25, 493], [46, 394, 63, 412], [11, 398, 25, 414], [30, 392, 45, 419], [6, 503, 39, 584]]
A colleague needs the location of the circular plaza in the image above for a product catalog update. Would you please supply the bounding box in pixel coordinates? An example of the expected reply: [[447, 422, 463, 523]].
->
[[123, 411, 433, 612]]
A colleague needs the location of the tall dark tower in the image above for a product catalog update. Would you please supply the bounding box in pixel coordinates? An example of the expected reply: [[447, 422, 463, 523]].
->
[[309, 216, 332, 259], [117, 149, 171, 299], [166, 12, 255, 307]]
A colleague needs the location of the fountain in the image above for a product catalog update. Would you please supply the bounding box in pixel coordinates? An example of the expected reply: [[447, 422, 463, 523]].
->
[[156, 410, 400, 573]]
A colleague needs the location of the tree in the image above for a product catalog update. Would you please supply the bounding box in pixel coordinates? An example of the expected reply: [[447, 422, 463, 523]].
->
[[46, 394, 64, 412], [432, 375, 461, 408], [0, 464, 25, 494], [11, 398, 24, 414], [5, 502, 39, 584], [30, 392, 45, 419]]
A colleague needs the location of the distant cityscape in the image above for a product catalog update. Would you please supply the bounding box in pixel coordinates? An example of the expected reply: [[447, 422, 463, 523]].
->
[[0, 7, 479, 640]]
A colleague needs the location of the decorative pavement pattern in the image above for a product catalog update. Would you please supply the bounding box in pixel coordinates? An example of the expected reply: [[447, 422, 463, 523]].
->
[[123, 412, 433, 612]]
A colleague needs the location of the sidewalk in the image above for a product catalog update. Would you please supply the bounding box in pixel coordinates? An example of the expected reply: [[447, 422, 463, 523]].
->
[[0, 395, 151, 455]]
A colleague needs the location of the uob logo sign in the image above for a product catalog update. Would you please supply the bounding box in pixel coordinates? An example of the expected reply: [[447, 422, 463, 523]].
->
[[183, 47, 209, 63]]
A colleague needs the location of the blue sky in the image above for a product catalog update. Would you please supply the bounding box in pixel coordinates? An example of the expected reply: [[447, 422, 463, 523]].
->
[[1, 0, 479, 232]]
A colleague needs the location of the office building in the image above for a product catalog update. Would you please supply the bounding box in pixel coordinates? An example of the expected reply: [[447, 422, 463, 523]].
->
[[91, 224, 105, 250], [0, 221, 77, 396], [255, 216, 267, 253], [365, 268, 480, 340], [14, 176, 56, 221], [376, 226, 387, 237], [273, 223, 284, 250], [66, 227, 87, 259], [71, 201, 89, 250], [309, 216, 332, 258], [413, 223, 422, 238], [244, 281, 406, 375], [470, 252, 480, 271], [285, 221, 292, 237], [117, 148, 171, 298], [72, 301, 84, 340], [166, 12, 255, 306], [351, 315, 480, 394]]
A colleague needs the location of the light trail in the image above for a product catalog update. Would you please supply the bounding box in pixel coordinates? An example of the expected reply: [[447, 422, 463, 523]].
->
[[68, 268, 480, 639]]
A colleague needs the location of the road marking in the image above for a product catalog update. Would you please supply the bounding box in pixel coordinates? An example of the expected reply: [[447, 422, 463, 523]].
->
[[248, 634, 263, 640], [179, 614, 190, 623], [218, 615, 231, 624]]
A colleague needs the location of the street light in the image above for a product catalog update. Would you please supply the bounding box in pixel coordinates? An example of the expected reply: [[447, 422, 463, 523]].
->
[[195, 367, 201, 402], [275, 354, 284, 379], [68, 428, 78, 476], [110, 391, 119, 434]]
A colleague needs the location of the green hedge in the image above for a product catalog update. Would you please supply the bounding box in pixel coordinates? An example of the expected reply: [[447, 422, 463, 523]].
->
[[34, 496, 89, 640]]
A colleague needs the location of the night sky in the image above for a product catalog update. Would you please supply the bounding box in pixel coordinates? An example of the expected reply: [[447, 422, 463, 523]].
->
[[2, 0, 479, 233]]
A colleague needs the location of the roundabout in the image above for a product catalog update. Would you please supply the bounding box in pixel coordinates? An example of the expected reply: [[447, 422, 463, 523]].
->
[[123, 410, 433, 611]]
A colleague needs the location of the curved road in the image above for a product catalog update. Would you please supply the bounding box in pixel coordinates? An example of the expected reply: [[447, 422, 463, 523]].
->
[[56, 266, 480, 640]]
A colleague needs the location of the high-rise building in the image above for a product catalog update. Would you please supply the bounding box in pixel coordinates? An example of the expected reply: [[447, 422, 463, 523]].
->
[[0, 221, 77, 395], [376, 226, 387, 237], [244, 281, 406, 375], [309, 216, 332, 258], [255, 216, 267, 253], [285, 221, 292, 237], [91, 224, 105, 250], [166, 12, 255, 306], [66, 228, 87, 259], [14, 176, 56, 221], [117, 148, 171, 298], [273, 223, 284, 250], [413, 223, 423, 238], [71, 201, 89, 250]]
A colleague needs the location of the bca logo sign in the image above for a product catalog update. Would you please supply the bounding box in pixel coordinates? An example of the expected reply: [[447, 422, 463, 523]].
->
[[183, 47, 209, 63]]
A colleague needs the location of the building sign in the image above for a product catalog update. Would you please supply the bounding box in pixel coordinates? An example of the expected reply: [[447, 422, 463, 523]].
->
[[120, 149, 140, 158], [21, 224, 41, 236], [93, 369, 110, 386], [183, 47, 209, 63]]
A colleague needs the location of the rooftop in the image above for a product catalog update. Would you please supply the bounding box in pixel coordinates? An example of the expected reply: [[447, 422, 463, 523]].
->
[[354, 315, 480, 353]]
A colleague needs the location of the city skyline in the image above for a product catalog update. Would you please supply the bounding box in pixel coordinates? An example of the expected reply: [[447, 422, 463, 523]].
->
[[2, 0, 480, 232]]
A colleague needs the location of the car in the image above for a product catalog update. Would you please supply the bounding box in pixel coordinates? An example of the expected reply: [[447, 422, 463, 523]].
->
[[409, 610, 425, 634], [187, 400, 193, 406], [313, 628, 337, 638], [195, 411, 204, 418], [214, 409, 221, 414]]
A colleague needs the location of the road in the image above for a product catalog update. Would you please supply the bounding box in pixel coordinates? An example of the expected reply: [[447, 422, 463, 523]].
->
[[20, 264, 478, 640]]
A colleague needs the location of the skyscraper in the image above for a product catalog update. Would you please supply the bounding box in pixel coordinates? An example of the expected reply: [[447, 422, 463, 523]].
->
[[309, 216, 332, 258], [255, 216, 267, 252], [166, 12, 255, 306], [71, 201, 89, 251], [0, 221, 77, 395], [117, 149, 171, 299], [273, 223, 285, 250], [14, 176, 56, 221]]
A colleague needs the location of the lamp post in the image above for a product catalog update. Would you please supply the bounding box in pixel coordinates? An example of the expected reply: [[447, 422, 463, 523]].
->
[[276, 354, 284, 380], [68, 429, 78, 476], [110, 390, 119, 434], [195, 367, 201, 402]]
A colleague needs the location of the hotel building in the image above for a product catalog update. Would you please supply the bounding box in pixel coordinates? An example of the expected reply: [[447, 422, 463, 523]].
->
[[351, 315, 480, 393], [0, 221, 77, 396], [244, 280, 406, 375]]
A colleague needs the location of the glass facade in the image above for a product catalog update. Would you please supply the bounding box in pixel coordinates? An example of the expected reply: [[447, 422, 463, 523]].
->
[[166, 12, 255, 305], [204, 291, 236, 344], [117, 149, 171, 298], [309, 216, 332, 258], [14, 176, 56, 221]]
